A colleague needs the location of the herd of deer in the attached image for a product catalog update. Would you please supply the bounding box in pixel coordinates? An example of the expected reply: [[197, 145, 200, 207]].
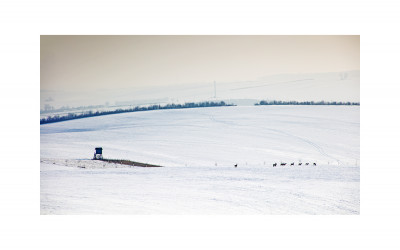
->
[[272, 162, 316, 167], [233, 162, 317, 168]]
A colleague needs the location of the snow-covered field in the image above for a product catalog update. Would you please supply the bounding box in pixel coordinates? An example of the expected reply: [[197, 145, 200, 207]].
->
[[40, 105, 359, 214]]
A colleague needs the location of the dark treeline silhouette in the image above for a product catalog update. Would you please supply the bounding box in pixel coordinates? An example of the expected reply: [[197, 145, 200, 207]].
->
[[40, 101, 234, 124], [255, 100, 360, 106]]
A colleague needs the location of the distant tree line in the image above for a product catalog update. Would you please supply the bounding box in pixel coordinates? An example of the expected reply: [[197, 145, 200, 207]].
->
[[41, 104, 106, 114], [40, 101, 234, 124], [255, 100, 360, 106]]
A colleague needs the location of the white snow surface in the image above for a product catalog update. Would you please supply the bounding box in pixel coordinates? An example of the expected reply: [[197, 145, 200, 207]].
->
[[41, 106, 360, 214]]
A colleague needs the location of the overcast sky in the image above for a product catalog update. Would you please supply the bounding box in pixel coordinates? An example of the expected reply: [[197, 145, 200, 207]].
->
[[41, 35, 360, 92]]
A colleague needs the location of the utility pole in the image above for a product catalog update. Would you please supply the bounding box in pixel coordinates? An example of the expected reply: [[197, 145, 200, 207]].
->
[[214, 81, 216, 99]]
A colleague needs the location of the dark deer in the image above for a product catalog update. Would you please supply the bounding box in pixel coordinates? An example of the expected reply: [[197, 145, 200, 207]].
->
[[313, 163, 317, 166], [234, 164, 237, 168], [306, 163, 309, 165], [281, 163, 286, 166], [298, 162, 302, 166], [290, 162, 294, 166], [273, 163, 277, 167]]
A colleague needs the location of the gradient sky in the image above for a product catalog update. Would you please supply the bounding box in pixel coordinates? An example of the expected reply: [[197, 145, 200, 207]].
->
[[41, 35, 360, 92]]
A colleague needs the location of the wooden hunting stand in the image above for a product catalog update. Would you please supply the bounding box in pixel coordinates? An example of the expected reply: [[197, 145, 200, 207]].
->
[[93, 147, 103, 160]]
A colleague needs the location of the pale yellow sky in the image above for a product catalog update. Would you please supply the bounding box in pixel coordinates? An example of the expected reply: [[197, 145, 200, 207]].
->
[[41, 35, 359, 91]]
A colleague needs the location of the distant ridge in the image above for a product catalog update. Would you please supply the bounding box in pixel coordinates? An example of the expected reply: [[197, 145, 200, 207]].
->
[[40, 101, 234, 125]]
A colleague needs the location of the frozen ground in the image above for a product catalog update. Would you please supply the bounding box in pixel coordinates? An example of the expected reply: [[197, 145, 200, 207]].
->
[[40, 105, 360, 214]]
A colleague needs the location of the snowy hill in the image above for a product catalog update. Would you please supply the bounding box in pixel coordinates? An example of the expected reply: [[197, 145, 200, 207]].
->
[[41, 105, 360, 214], [40, 70, 359, 110]]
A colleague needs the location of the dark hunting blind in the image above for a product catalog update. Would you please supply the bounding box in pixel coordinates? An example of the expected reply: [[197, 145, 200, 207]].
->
[[93, 147, 103, 160]]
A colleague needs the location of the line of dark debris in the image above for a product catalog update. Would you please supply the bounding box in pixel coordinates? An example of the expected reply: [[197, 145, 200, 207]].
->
[[97, 158, 163, 167]]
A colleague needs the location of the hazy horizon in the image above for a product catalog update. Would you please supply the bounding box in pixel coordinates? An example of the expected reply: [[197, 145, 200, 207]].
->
[[41, 35, 359, 109]]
